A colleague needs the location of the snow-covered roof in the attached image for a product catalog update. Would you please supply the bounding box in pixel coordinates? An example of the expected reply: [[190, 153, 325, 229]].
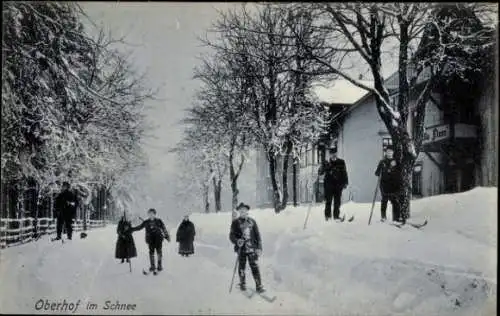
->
[[311, 80, 373, 105]]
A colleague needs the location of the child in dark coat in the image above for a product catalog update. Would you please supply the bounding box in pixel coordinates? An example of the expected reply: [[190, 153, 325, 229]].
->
[[131, 208, 170, 272], [176, 215, 196, 257], [115, 212, 137, 263]]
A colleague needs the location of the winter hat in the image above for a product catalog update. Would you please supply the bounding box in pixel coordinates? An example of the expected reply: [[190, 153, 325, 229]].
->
[[147, 208, 157, 215], [236, 202, 250, 211], [328, 146, 337, 154]]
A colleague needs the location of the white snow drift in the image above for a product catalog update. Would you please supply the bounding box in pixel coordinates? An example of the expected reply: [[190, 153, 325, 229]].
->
[[0, 187, 496, 315]]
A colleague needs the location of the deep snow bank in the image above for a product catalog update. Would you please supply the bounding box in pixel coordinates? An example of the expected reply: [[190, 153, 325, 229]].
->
[[191, 187, 497, 316], [0, 187, 496, 315]]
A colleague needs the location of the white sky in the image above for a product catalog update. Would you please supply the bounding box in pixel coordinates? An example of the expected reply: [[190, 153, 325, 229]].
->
[[81, 2, 241, 176]]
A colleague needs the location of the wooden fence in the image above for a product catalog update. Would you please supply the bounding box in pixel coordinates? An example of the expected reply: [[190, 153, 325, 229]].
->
[[0, 217, 107, 248]]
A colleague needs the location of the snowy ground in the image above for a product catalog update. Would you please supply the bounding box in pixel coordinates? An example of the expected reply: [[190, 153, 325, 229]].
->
[[0, 187, 497, 315]]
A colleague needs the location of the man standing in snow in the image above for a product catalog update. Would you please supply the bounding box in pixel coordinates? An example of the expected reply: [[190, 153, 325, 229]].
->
[[54, 181, 79, 240], [229, 203, 265, 293], [375, 146, 402, 222], [318, 147, 349, 222], [131, 208, 170, 272]]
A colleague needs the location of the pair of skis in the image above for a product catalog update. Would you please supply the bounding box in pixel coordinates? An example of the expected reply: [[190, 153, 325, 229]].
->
[[389, 218, 428, 229], [239, 288, 277, 303], [50, 237, 65, 244], [330, 214, 355, 223]]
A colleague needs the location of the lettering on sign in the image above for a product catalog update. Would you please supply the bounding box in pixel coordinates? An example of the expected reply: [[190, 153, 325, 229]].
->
[[422, 125, 449, 144]]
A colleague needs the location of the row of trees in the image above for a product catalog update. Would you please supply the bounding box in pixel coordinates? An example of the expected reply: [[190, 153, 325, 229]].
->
[[174, 3, 496, 218], [2, 2, 154, 221]]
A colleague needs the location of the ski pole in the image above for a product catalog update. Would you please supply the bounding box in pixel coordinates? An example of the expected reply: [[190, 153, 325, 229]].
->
[[229, 248, 241, 293], [368, 176, 380, 225]]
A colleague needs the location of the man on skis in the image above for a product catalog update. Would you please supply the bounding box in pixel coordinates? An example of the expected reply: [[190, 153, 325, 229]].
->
[[54, 181, 79, 240], [375, 145, 402, 223], [229, 202, 265, 293], [318, 146, 349, 222], [131, 208, 170, 272]]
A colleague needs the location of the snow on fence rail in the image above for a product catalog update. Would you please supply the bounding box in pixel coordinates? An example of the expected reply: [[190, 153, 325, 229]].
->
[[0, 217, 107, 248]]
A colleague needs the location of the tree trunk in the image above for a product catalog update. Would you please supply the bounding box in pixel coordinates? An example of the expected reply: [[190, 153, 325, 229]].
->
[[212, 177, 222, 213], [398, 158, 414, 221], [229, 135, 245, 219], [229, 137, 238, 211], [267, 148, 281, 213], [203, 184, 210, 213], [280, 140, 293, 210], [229, 159, 239, 220], [292, 161, 298, 206], [83, 205, 87, 231]]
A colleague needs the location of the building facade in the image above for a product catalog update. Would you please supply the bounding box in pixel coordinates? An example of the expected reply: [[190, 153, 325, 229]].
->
[[255, 71, 497, 207]]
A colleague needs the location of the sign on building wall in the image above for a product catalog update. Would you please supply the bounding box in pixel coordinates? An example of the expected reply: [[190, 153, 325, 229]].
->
[[422, 124, 450, 144], [422, 123, 478, 145]]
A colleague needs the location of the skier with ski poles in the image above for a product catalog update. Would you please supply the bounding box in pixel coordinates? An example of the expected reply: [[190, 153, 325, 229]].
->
[[318, 146, 349, 222], [374, 145, 403, 223], [229, 203, 265, 293], [131, 208, 170, 273]]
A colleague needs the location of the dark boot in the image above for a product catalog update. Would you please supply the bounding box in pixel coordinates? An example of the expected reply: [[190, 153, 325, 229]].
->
[[238, 271, 246, 291], [157, 258, 163, 271], [121, 259, 125, 264], [256, 284, 265, 293], [249, 255, 264, 292], [149, 254, 156, 271]]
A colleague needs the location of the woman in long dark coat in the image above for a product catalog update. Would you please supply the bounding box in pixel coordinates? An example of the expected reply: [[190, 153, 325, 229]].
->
[[115, 214, 137, 263], [176, 216, 196, 257]]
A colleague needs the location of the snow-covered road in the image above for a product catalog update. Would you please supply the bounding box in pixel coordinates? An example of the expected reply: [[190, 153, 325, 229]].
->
[[0, 188, 496, 315]]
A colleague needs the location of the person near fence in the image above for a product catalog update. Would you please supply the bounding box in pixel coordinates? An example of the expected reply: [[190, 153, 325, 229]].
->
[[54, 181, 78, 240], [375, 145, 402, 223], [176, 215, 196, 257], [318, 146, 349, 222], [131, 208, 170, 272], [229, 202, 265, 293], [115, 212, 137, 263]]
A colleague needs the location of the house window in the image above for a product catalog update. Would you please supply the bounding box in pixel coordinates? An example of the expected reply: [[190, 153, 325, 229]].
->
[[382, 137, 393, 153], [412, 164, 422, 196]]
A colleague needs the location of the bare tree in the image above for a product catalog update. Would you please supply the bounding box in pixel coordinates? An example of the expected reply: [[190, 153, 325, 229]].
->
[[286, 3, 496, 220], [201, 4, 332, 213], [192, 51, 255, 213]]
